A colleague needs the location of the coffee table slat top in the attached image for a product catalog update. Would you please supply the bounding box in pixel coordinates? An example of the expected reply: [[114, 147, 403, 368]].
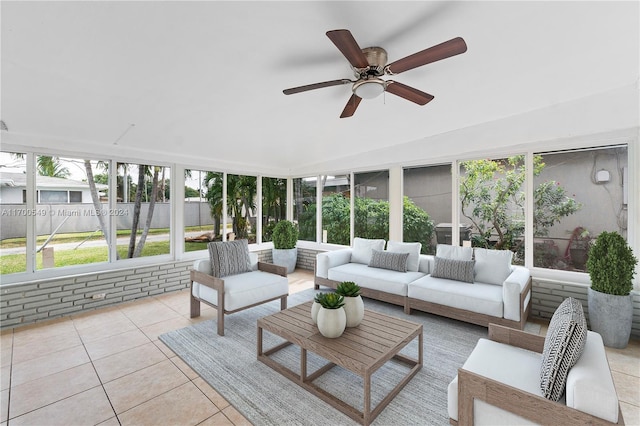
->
[[258, 301, 422, 376]]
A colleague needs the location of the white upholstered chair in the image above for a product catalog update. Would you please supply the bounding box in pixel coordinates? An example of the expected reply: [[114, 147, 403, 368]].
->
[[190, 240, 288, 336]]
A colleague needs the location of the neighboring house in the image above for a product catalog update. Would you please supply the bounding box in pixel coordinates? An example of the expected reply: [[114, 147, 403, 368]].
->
[[0, 172, 107, 204]]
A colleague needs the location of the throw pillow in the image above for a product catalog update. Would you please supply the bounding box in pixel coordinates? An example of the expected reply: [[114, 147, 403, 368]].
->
[[368, 249, 410, 272], [387, 241, 422, 272], [351, 237, 386, 264], [430, 256, 475, 283], [208, 239, 252, 278], [540, 297, 588, 402], [436, 244, 473, 261], [473, 248, 513, 285]]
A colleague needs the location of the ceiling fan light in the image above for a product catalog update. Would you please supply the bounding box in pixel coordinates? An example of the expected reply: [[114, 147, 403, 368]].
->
[[353, 79, 385, 99]]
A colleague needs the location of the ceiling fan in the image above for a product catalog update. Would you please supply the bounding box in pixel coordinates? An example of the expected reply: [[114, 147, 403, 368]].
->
[[283, 29, 467, 118]]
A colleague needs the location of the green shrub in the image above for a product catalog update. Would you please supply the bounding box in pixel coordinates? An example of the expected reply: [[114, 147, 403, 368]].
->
[[271, 220, 298, 249], [586, 231, 638, 295]]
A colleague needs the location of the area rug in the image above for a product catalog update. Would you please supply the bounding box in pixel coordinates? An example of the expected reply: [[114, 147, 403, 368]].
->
[[160, 290, 539, 425]]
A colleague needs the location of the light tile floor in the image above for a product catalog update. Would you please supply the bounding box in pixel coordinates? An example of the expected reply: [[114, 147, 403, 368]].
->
[[1, 269, 639, 425]]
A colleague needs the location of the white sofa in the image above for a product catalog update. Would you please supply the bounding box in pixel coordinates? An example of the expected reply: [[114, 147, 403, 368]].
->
[[448, 323, 623, 425], [315, 240, 532, 330]]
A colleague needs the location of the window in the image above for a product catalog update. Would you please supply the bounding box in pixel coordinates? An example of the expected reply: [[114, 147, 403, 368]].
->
[[116, 162, 171, 259], [262, 177, 287, 243], [354, 171, 389, 241], [227, 174, 257, 243], [459, 156, 527, 264], [403, 165, 447, 254], [533, 146, 628, 272], [293, 177, 317, 242], [184, 169, 220, 252], [35, 156, 110, 270], [321, 174, 350, 245], [0, 151, 27, 274]]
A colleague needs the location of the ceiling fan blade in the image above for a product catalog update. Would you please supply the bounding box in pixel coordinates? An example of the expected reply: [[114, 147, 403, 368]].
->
[[385, 81, 434, 105], [283, 79, 352, 95], [340, 94, 362, 118], [385, 37, 467, 75], [326, 29, 370, 69]]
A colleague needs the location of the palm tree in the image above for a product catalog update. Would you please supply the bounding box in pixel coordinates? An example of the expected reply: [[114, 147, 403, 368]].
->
[[204, 171, 224, 238], [37, 156, 70, 178]]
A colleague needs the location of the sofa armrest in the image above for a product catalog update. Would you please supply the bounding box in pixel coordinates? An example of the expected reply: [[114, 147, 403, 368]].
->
[[488, 324, 545, 353], [502, 266, 531, 322], [258, 261, 287, 277], [315, 248, 353, 279]]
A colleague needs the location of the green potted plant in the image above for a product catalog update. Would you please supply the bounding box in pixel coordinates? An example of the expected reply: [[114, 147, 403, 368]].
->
[[271, 220, 299, 273], [586, 231, 638, 348], [335, 281, 364, 327], [315, 292, 346, 338]]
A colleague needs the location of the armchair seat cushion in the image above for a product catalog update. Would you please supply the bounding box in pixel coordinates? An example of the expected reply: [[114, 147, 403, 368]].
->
[[193, 270, 289, 312]]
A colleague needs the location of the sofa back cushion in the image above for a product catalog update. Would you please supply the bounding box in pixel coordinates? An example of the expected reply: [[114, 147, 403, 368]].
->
[[208, 239, 252, 278], [369, 249, 410, 272], [351, 237, 386, 264], [431, 256, 475, 283], [540, 297, 588, 402], [387, 241, 422, 272], [436, 244, 473, 261], [474, 248, 513, 285]]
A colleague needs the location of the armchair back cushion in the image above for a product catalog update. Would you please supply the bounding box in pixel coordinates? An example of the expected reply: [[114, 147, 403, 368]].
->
[[540, 297, 588, 401], [208, 239, 252, 277]]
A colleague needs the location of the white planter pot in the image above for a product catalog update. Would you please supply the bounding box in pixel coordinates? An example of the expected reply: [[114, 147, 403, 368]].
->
[[317, 307, 346, 338], [588, 287, 633, 348], [310, 301, 321, 324], [272, 248, 297, 274], [343, 295, 364, 327]]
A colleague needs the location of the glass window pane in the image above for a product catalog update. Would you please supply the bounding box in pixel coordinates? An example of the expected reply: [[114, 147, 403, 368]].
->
[[321, 174, 350, 245], [116, 163, 171, 258], [36, 156, 110, 270], [0, 151, 27, 274], [184, 169, 221, 252], [354, 170, 389, 240], [293, 177, 317, 242], [262, 177, 286, 243], [459, 156, 527, 264], [227, 174, 257, 243], [403, 166, 446, 254], [533, 146, 628, 271]]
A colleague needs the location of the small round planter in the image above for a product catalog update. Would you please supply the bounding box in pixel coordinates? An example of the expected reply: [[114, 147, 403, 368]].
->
[[588, 288, 633, 349], [317, 307, 346, 338], [310, 301, 321, 324], [343, 295, 364, 327]]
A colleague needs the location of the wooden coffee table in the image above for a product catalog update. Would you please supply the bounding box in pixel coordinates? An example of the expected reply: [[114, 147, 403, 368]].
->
[[257, 301, 423, 425]]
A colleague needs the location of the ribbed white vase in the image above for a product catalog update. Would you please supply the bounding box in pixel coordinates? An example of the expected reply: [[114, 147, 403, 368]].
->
[[317, 307, 346, 338], [310, 301, 321, 324], [343, 295, 364, 327]]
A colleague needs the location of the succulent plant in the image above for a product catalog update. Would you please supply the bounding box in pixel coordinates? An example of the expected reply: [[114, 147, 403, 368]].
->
[[315, 292, 345, 309], [335, 281, 361, 297]]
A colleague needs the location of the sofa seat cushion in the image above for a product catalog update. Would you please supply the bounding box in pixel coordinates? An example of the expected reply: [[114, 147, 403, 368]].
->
[[448, 338, 543, 422], [192, 270, 288, 312], [408, 275, 504, 318], [327, 263, 425, 296]]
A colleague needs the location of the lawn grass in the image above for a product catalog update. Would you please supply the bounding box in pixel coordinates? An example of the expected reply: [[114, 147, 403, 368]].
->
[[1, 240, 209, 275]]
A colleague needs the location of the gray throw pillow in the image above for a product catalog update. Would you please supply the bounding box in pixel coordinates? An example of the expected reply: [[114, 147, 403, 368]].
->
[[368, 249, 410, 272], [540, 297, 588, 401], [430, 256, 475, 283], [208, 239, 252, 278]]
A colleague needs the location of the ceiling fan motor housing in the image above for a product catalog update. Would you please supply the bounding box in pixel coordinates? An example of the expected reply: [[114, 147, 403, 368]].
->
[[355, 47, 388, 76]]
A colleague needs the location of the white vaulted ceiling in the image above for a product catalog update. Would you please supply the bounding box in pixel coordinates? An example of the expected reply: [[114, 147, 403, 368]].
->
[[1, 1, 638, 176]]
